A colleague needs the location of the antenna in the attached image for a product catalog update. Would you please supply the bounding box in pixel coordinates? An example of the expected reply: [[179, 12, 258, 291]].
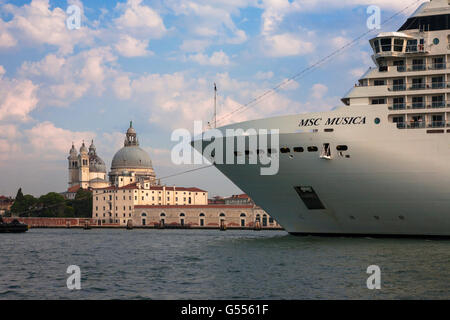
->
[[213, 83, 217, 128]]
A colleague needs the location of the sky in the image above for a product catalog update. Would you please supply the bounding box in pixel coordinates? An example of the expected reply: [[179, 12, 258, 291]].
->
[[0, 0, 427, 197]]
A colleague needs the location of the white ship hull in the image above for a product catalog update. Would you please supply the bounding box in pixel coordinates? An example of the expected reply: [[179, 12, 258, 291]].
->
[[197, 106, 450, 237]]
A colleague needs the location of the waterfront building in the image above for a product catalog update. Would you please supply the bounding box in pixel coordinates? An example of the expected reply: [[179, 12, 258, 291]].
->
[[0, 196, 14, 216], [93, 183, 209, 226]]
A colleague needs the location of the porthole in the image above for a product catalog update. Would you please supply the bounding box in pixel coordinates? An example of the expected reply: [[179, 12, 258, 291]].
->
[[293, 147, 304, 153], [307, 146, 318, 152], [433, 38, 439, 45], [374, 117, 381, 124], [280, 147, 291, 154]]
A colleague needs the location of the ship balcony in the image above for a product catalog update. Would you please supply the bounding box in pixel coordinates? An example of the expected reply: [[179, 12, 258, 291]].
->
[[388, 103, 406, 110], [396, 122, 447, 129], [389, 102, 448, 111], [428, 121, 446, 128], [388, 82, 449, 92]]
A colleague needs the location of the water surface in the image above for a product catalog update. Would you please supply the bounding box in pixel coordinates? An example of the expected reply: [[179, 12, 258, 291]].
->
[[1, 229, 449, 299]]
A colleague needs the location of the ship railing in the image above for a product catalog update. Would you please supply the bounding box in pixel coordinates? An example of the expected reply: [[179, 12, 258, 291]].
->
[[396, 122, 407, 129], [396, 63, 447, 72], [429, 63, 446, 70], [409, 65, 427, 72], [391, 84, 406, 91], [408, 122, 426, 129], [428, 121, 446, 128], [410, 103, 426, 109], [388, 103, 406, 110], [431, 101, 446, 108]]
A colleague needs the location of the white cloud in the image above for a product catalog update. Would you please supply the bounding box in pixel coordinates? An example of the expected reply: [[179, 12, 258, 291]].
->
[[113, 75, 132, 100], [19, 47, 118, 107], [1, 0, 94, 55], [0, 71, 38, 122], [165, 0, 250, 47], [255, 71, 274, 80], [114, 0, 166, 38], [310, 83, 328, 100], [188, 51, 231, 66], [349, 68, 366, 78], [180, 39, 211, 53], [115, 35, 152, 57], [25, 121, 95, 160], [263, 33, 315, 57]]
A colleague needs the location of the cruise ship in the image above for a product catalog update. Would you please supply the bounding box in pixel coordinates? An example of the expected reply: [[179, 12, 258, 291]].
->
[[194, 0, 450, 237]]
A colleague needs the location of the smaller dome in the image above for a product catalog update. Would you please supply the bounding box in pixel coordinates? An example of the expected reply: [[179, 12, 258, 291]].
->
[[69, 143, 77, 157], [80, 142, 88, 154], [89, 154, 106, 173], [89, 140, 96, 154]]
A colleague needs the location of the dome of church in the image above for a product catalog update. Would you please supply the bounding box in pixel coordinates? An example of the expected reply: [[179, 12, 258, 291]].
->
[[111, 122, 153, 170], [69, 143, 77, 158], [89, 154, 107, 173], [111, 146, 153, 169], [80, 142, 88, 154]]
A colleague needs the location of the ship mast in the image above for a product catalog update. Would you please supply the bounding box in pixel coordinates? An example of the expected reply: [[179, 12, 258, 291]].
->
[[214, 83, 217, 128]]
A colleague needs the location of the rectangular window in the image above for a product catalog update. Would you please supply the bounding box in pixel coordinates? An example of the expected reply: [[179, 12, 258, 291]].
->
[[380, 38, 391, 51], [393, 38, 404, 52], [371, 98, 386, 105], [374, 79, 385, 86]]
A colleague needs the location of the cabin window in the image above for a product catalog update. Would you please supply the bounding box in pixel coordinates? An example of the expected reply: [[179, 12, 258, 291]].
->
[[307, 146, 318, 152], [280, 147, 290, 154], [373, 40, 380, 53], [336, 145, 348, 151], [394, 39, 404, 52], [293, 147, 304, 153], [406, 39, 418, 52], [380, 38, 392, 51], [371, 98, 386, 105]]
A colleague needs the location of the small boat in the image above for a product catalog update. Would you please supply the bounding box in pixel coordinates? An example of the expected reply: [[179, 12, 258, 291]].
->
[[0, 218, 28, 233]]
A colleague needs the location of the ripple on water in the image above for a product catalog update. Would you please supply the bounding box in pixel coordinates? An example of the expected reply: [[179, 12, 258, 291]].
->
[[1, 229, 450, 299]]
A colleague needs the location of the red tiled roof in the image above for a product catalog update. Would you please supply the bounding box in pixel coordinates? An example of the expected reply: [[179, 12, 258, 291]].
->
[[135, 204, 254, 209], [92, 183, 207, 193], [67, 185, 81, 193]]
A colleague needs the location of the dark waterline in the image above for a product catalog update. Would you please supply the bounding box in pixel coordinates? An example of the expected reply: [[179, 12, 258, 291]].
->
[[1, 229, 449, 299]]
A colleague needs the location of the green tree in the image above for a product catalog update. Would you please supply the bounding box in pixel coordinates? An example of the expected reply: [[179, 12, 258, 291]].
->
[[37, 192, 66, 217], [72, 189, 92, 218], [11, 188, 38, 217]]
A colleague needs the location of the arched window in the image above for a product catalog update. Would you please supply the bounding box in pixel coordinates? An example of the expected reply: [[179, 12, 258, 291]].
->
[[219, 213, 226, 217], [160, 213, 166, 217], [180, 213, 185, 217], [141, 213, 147, 217], [256, 214, 261, 222], [199, 213, 205, 217], [240, 213, 246, 217]]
